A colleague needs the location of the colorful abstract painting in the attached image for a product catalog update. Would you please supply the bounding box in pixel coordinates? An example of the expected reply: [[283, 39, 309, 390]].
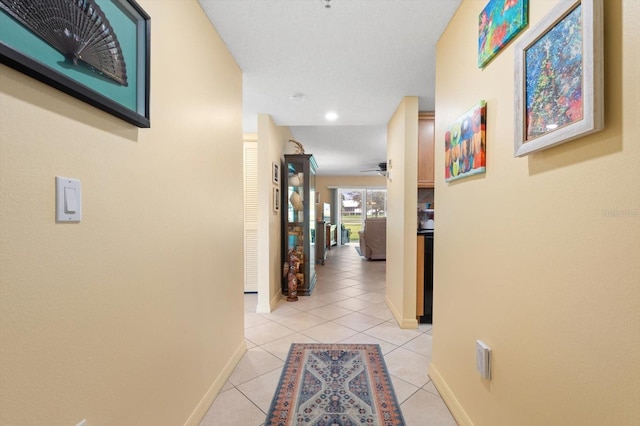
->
[[525, 4, 583, 140], [478, 0, 528, 68], [445, 101, 487, 183]]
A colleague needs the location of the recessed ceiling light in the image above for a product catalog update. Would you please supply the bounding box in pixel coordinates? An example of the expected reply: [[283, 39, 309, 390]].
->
[[325, 111, 338, 121]]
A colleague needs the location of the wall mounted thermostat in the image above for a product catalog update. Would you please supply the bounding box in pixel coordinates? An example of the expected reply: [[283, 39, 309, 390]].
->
[[56, 176, 82, 222]]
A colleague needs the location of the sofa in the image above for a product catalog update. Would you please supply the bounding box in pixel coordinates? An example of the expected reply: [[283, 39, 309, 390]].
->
[[358, 217, 386, 260]]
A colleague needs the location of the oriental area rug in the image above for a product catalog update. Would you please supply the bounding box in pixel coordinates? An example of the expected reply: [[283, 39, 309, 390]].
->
[[265, 343, 406, 426]]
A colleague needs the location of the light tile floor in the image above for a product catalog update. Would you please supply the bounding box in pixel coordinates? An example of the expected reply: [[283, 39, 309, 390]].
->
[[200, 244, 457, 426]]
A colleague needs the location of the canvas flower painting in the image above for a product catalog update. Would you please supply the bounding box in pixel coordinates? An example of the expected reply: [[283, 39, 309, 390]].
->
[[445, 101, 487, 183], [478, 0, 528, 68]]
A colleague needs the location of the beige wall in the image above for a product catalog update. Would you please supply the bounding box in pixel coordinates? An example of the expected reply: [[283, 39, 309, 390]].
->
[[256, 115, 291, 312], [0, 1, 245, 425], [431, 1, 640, 425], [386, 97, 419, 328]]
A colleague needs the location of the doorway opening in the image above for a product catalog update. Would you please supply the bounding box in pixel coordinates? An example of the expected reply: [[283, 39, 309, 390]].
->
[[337, 188, 387, 244]]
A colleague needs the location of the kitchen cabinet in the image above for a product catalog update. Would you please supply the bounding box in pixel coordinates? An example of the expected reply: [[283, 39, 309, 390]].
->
[[417, 235, 425, 317], [417, 232, 434, 323], [418, 112, 435, 188]]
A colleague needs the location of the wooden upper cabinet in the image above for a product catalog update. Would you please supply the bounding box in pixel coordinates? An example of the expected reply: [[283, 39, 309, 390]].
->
[[418, 112, 435, 188]]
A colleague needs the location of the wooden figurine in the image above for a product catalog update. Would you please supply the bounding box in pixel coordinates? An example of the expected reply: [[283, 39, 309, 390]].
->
[[287, 250, 300, 302]]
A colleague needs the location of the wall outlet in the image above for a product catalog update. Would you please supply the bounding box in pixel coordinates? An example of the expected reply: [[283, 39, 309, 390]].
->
[[476, 340, 491, 380]]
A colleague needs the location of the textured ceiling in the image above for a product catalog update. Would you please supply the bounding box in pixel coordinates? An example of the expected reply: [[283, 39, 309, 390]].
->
[[199, 0, 461, 175]]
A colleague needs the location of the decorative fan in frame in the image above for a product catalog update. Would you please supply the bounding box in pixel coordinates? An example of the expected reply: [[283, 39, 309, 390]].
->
[[0, 0, 128, 85], [0, 0, 150, 127]]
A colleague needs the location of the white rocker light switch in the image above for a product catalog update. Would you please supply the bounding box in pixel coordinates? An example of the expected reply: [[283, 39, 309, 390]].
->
[[56, 177, 82, 222]]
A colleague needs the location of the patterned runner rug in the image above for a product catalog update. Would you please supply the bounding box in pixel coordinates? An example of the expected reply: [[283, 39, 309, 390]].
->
[[265, 343, 405, 426]]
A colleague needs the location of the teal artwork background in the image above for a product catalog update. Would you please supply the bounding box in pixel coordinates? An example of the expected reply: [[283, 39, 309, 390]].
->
[[0, 0, 139, 111]]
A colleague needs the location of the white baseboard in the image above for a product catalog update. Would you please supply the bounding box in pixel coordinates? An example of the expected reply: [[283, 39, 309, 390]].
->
[[269, 289, 282, 311], [428, 362, 474, 426], [184, 340, 247, 426], [385, 295, 419, 329], [256, 289, 282, 313], [400, 317, 418, 329]]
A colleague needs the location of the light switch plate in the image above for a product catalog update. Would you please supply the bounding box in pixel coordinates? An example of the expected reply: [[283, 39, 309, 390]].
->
[[56, 176, 82, 222], [476, 340, 491, 380]]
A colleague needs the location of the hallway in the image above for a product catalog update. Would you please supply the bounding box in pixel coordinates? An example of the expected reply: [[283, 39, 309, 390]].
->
[[200, 244, 457, 425]]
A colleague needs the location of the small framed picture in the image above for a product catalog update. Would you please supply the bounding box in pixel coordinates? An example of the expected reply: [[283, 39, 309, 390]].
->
[[273, 187, 280, 212], [272, 162, 280, 185]]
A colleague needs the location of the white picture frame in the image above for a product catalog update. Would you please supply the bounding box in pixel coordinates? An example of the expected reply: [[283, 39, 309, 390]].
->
[[514, 0, 603, 157]]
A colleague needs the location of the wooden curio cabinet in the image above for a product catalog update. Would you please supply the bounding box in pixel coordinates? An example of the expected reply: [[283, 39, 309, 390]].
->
[[282, 154, 318, 296]]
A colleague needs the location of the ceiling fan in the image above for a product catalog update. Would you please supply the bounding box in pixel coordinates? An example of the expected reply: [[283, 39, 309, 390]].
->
[[360, 162, 388, 176]]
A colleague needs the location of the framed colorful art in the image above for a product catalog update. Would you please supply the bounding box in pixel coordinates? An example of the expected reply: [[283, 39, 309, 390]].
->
[[0, 0, 150, 128], [478, 0, 528, 68], [514, 0, 603, 157], [445, 101, 487, 183]]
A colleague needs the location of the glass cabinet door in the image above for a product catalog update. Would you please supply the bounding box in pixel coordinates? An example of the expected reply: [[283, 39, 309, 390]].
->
[[283, 154, 317, 296]]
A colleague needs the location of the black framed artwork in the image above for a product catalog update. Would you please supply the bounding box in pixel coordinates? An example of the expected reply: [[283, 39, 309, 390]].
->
[[0, 0, 151, 128]]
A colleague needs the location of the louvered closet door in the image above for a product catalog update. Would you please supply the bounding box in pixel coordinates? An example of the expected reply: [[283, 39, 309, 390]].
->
[[243, 141, 258, 292]]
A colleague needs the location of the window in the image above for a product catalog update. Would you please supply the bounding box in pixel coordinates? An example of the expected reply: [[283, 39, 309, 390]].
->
[[338, 188, 386, 242]]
